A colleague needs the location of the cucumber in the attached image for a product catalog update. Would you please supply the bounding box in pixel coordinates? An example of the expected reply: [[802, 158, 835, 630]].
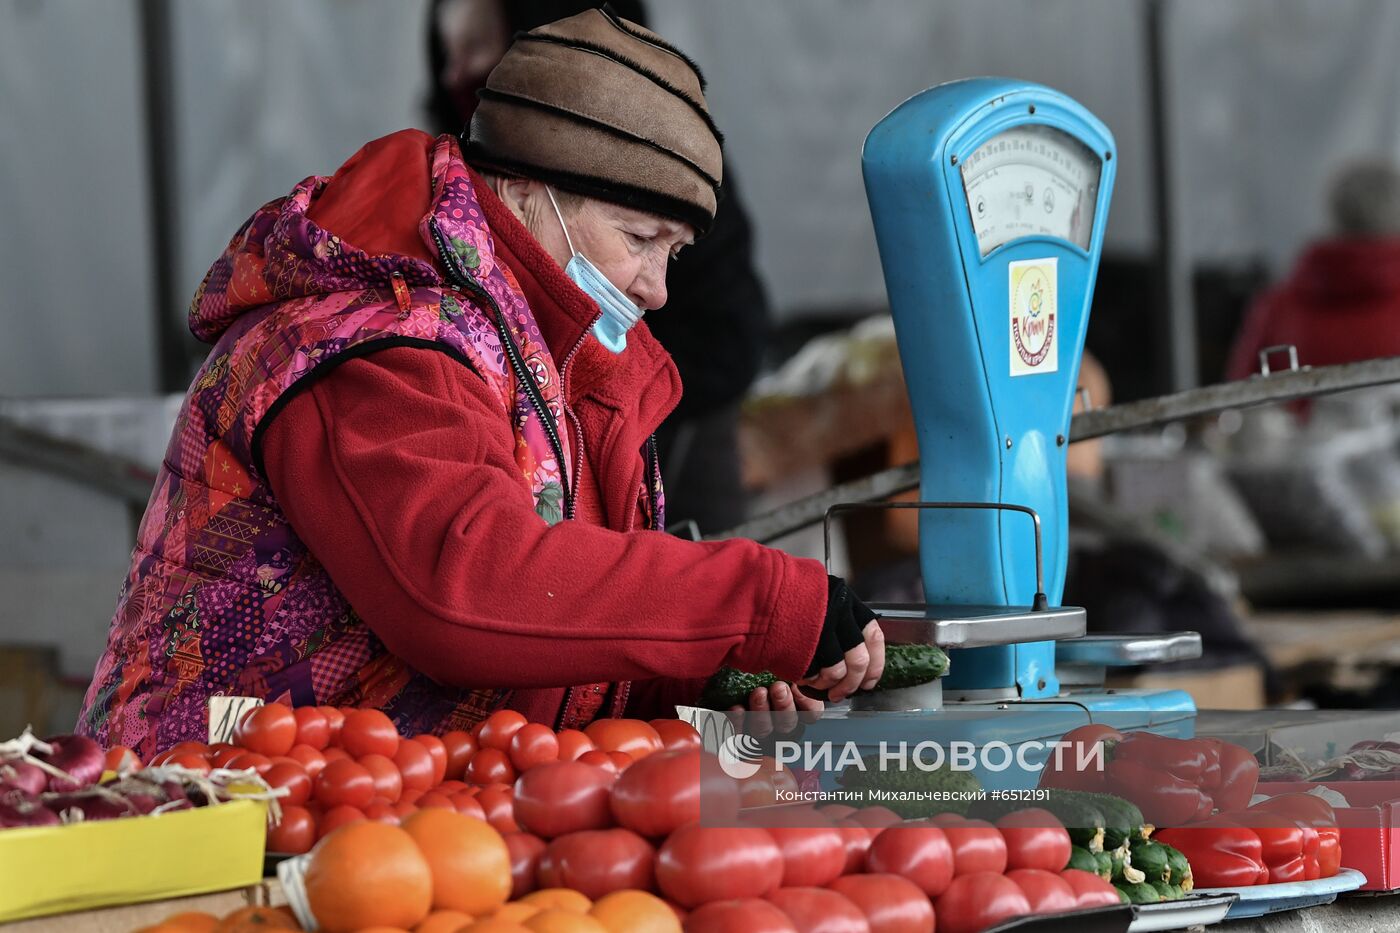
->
[[1066, 846, 1099, 874], [1161, 843, 1193, 893], [1129, 839, 1171, 885], [1045, 796, 1108, 853], [1074, 792, 1148, 848], [1151, 881, 1184, 901], [1115, 881, 1161, 905], [870, 643, 950, 690], [1110, 843, 1145, 885], [705, 644, 950, 708], [700, 668, 778, 709], [1094, 850, 1114, 881]]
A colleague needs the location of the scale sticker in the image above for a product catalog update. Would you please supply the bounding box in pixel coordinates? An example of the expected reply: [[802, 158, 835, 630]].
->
[[1009, 257, 1058, 376]]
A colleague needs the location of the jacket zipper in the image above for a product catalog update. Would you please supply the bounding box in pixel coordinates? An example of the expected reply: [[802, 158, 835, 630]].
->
[[431, 218, 641, 729], [557, 328, 592, 519], [644, 432, 662, 530], [429, 218, 575, 520]]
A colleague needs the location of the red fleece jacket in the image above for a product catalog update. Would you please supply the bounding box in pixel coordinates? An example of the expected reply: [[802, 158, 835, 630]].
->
[[260, 136, 828, 724]]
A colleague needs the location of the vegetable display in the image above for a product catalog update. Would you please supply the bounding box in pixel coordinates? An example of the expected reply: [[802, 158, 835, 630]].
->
[[116, 720, 1167, 933], [263, 772, 1137, 932], [32, 710, 1368, 931], [1033, 726, 1347, 892]]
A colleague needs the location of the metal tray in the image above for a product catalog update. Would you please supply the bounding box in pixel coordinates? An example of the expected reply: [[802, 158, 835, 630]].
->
[[1127, 893, 1238, 931], [1192, 868, 1367, 920], [1057, 632, 1202, 666], [871, 603, 1086, 648]]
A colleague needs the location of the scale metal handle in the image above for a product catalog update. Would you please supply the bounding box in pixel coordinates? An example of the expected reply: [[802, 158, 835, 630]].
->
[[822, 500, 1051, 611], [1257, 344, 1306, 376]]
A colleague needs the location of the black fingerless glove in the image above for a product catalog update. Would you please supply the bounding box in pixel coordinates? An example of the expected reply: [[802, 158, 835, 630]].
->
[[806, 575, 877, 676]]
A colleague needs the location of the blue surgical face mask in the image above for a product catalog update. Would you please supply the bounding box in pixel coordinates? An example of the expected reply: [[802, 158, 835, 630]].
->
[[545, 186, 642, 354]]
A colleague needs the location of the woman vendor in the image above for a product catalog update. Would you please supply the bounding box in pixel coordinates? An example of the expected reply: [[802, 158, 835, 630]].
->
[[79, 9, 883, 756]]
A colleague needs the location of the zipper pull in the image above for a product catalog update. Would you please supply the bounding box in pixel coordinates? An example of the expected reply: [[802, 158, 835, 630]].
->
[[391, 271, 413, 320]]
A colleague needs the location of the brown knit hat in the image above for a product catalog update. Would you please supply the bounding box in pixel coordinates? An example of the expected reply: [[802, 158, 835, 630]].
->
[[463, 7, 723, 234]]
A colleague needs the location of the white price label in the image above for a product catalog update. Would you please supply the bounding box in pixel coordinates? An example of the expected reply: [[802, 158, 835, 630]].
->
[[208, 696, 264, 744]]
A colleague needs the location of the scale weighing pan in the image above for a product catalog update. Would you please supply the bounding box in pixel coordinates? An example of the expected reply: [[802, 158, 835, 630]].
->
[[827, 501, 1084, 711]]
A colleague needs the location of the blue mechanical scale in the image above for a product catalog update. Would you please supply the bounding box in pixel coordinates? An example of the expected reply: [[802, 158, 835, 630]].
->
[[851, 78, 1198, 741]]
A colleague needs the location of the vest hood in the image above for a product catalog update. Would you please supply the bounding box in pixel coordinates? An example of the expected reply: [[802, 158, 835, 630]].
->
[[188, 131, 478, 343]]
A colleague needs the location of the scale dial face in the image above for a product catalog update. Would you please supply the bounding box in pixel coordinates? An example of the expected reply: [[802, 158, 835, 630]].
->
[[959, 123, 1102, 257]]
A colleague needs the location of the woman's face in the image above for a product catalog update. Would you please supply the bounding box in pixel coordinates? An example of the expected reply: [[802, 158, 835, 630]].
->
[[503, 179, 695, 312]]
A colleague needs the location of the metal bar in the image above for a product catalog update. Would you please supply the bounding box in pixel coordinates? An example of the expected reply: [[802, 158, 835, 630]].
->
[[1070, 354, 1400, 441], [1145, 0, 1198, 392], [138, 0, 188, 392], [715, 355, 1400, 544], [0, 415, 157, 507], [716, 463, 920, 544]]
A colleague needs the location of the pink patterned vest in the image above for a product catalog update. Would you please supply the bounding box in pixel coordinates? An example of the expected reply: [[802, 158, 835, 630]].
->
[[78, 134, 659, 757]]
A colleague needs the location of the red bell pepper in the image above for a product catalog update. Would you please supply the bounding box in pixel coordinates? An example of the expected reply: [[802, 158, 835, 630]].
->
[[1097, 733, 1262, 829], [1202, 738, 1260, 812], [1248, 794, 1341, 878], [1155, 820, 1268, 888], [1317, 828, 1342, 877], [1299, 825, 1321, 881], [1105, 755, 1212, 828], [1221, 809, 1311, 884], [1039, 724, 1122, 792], [1112, 732, 1212, 782], [1249, 793, 1336, 829]]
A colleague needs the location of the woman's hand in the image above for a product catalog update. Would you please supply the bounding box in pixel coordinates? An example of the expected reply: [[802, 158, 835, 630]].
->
[[729, 681, 826, 714], [730, 681, 824, 736], [799, 577, 887, 702], [800, 619, 886, 702]]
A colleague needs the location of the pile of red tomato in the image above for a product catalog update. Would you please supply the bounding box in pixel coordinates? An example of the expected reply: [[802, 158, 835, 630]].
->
[[145, 707, 1130, 932], [504, 752, 1125, 933], [145, 706, 699, 855]]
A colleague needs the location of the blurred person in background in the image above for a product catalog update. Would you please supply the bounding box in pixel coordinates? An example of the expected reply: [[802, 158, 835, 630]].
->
[[1228, 159, 1400, 378], [78, 9, 882, 757], [429, 0, 771, 535], [1226, 160, 1400, 571]]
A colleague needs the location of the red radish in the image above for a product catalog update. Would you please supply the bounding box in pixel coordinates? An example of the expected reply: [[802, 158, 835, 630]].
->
[[160, 778, 189, 797], [44, 790, 134, 822], [124, 792, 162, 815], [0, 760, 46, 797], [0, 794, 61, 828], [34, 734, 104, 792]]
